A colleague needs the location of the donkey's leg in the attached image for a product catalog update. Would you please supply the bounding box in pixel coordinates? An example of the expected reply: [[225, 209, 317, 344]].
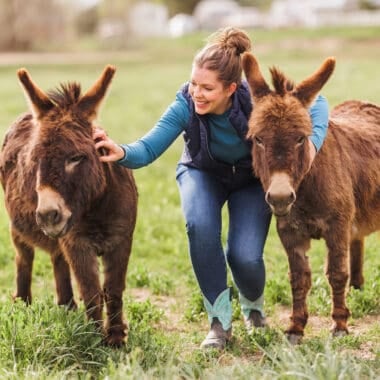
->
[[11, 229, 34, 304], [285, 243, 312, 344], [349, 238, 364, 290], [325, 234, 350, 336], [63, 248, 103, 328], [279, 229, 311, 344], [50, 250, 77, 309], [102, 243, 131, 347]]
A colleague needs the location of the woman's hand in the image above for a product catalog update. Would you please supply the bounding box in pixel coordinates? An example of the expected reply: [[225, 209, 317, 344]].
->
[[93, 127, 125, 162]]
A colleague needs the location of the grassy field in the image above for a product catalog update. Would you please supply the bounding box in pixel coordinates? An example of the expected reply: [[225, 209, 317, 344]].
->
[[0, 26, 379, 379]]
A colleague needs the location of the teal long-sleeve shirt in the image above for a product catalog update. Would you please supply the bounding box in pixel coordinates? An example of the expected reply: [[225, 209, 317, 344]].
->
[[118, 92, 329, 169]]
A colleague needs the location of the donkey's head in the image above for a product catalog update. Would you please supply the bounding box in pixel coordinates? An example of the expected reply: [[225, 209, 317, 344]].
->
[[18, 65, 116, 237], [242, 53, 335, 217]]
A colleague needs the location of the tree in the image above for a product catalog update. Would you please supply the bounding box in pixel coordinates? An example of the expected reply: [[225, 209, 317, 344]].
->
[[154, 0, 273, 16], [0, 0, 67, 51], [157, 0, 200, 16]]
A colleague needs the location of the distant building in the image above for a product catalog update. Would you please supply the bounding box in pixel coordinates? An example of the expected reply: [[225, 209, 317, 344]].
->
[[98, 0, 380, 42], [222, 7, 266, 29], [268, 0, 375, 28], [193, 0, 240, 30], [128, 1, 169, 37], [168, 13, 197, 38], [269, 0, 318, 27]]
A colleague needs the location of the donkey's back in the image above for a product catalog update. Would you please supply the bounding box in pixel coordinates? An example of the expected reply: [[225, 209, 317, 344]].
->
[[328, 100, 380, 237]]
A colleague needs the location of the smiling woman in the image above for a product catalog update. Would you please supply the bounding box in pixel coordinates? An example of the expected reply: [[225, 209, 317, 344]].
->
[[93, 25, 330, 351], [189, 67, 236, 115]]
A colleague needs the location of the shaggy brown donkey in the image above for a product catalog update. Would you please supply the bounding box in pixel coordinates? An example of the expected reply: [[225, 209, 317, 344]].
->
[[242, 52, 380, 344], [0, 66, 138, 347]]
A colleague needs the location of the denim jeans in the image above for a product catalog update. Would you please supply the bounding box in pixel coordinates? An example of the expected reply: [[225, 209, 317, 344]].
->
[[176, 163, 272, 305]]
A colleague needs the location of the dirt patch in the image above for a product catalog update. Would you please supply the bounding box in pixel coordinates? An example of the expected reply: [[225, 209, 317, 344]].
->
[[129, 288, 185, 332], [129, 289, 379, 360]]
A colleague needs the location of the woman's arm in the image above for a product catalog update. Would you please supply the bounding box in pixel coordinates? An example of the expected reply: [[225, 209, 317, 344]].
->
[[309, 94, 329, 152], [94, 95, 189, 169], [307, 94, 329, 165]]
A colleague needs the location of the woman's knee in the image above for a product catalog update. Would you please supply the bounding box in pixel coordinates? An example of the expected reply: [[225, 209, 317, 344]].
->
[[185, 217, 219, 240], [227, 252, 264, 273]]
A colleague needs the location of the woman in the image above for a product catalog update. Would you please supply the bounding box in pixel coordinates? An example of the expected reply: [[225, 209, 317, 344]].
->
[[94, 27, 329, 350]]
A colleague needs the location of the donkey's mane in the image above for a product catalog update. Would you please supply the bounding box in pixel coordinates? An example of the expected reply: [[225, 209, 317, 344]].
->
[[269, 66, 295, 95], [47, 82, 82, 108]]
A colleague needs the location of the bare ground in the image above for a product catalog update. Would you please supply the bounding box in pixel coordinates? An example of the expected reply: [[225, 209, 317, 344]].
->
[[130, 288, 380, 362]]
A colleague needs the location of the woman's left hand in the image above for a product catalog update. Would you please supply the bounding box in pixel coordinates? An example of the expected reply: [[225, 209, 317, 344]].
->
[[93, 127, 125, 162]]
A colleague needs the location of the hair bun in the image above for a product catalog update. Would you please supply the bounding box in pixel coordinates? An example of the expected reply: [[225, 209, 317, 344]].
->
[[211, 27, 252, 55], [194, 26, 253, 86]]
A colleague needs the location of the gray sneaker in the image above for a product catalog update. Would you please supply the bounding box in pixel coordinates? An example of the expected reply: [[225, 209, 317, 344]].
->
[[200, 318, 232, 350], [244, 310, 267, 334]]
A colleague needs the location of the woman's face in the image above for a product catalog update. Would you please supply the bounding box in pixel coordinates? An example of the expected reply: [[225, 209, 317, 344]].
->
[[189, 65, 237, 115]]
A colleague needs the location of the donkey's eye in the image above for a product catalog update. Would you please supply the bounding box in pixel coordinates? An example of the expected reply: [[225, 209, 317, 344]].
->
[[65, 154, 86, 173], [65, 155, 86, 173], [67, 155, 86, 164], [296, 136, 306, 146], [254, 136, 264, 147]]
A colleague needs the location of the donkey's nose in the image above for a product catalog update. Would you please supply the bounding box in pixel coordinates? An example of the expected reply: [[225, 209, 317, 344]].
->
[[265, 190, 296, 216], [266, 190, 296, 206], [36, 209, 62, 226]]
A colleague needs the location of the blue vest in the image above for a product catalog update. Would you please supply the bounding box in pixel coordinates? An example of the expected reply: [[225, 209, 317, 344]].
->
[[180, 81, 254, 180]]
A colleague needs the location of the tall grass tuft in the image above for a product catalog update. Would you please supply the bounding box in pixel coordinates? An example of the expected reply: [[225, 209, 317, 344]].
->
[[0, 297, 109, 377]]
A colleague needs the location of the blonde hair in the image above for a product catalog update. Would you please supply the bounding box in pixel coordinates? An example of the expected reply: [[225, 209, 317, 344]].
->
[[193, 27, 252, 87]]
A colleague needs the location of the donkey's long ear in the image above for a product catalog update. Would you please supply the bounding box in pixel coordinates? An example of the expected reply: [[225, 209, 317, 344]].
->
[[17, 68, 55, 119], [242, 52, 271, 100], [78, 65, 116, 121], [293, 57, 335, 107]]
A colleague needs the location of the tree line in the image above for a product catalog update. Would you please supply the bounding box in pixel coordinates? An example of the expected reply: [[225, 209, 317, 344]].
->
[[0, 0, 270, 51]]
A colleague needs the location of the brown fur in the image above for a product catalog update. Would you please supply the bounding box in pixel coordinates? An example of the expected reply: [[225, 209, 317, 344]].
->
[[242, 52, 380, 343], [0, 66, 137, 347]]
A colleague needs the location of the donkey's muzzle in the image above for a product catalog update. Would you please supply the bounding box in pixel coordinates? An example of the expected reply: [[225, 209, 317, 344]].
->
[[36, 208, 71, 238], [265, 190, 296, 217], [35, 186, 73, 238], [265, 172, 296, 217], [36, 209, 61, 226]]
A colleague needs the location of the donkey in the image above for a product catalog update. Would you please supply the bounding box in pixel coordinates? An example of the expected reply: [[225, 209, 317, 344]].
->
[[0, 66, 138, 347], [242, 52, 380, 344]]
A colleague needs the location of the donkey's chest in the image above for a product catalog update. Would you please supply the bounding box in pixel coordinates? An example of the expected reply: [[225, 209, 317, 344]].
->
[[61, 221, 127, 256], [276, 204, 331, 241]]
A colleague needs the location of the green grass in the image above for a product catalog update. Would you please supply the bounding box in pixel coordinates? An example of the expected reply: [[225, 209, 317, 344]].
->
[[0, 26, 379, 379]]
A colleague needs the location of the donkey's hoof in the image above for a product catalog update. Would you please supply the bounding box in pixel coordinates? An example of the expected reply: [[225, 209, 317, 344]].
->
[[332, 329, 348, 338], [349, 282, 363, 290], [105, 327, 127, 348], [286, 333, 303, 345], [104, 333, 126, 348]]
